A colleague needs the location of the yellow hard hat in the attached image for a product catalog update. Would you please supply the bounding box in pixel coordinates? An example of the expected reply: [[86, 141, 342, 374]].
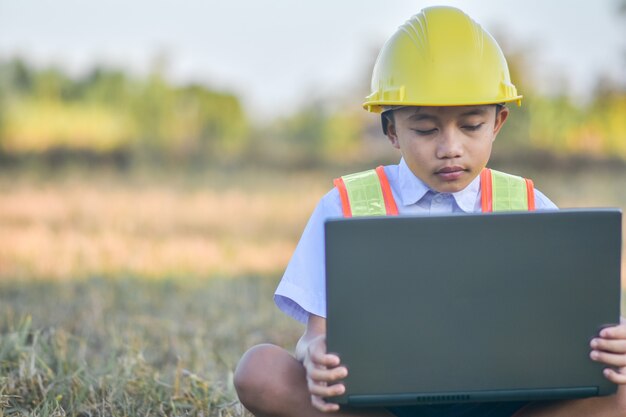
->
[[363, 6, 522, 113]]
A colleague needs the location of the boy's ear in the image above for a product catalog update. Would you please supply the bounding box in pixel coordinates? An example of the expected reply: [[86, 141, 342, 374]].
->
[[386, 119, 401, 149], [492, 106, 509, 138]]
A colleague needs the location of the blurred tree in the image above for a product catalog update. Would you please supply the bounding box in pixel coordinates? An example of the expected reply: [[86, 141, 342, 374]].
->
[[80, 68, 133, 105], [2, 17, 626, 170], [322, 109, 362, 161], [131, 71, 174, 157], [33, 68, 70, 101], [0, 57, 250, 164], [618, 0, 626, 89], [167, 84, 249, 162], [0, 58, 34, 95], [274, 101, 328, 165], [488, 29, 538, 151]]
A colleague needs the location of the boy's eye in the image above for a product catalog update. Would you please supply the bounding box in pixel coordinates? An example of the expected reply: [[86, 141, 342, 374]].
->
[[463, 123, 484, 131], [413, 128, 437, 135]]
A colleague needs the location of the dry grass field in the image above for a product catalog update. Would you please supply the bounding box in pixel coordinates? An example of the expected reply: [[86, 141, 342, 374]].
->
[[0, 168, 330, 281], [0, 163, 625, 416]]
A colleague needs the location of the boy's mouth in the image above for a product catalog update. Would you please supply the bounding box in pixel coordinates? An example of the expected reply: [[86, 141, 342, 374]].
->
[[435, 166, 466, 181]]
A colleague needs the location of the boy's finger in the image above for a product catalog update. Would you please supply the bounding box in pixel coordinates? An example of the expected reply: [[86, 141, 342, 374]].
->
[[599, 324, 626, 339], [590, 350, 626, 367], [311, 395, 340, 413], [311, 351, 341, 367], [308, 381, 345, 398], [308, 366, 348, 383], [602, 368, 626, 385], [590, 338, 626, 354]]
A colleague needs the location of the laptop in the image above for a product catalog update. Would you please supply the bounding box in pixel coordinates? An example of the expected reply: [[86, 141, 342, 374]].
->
[[325, 209, 621, 407]]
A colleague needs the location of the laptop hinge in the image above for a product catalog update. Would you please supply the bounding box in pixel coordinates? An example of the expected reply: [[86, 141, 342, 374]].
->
[[348, 387, 599, 406]]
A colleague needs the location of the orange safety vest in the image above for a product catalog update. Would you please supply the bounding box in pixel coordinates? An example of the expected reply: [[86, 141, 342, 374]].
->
[[334, 167, 535, 217]]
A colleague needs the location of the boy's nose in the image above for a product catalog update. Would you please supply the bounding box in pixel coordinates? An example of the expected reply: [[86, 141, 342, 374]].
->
[[436, 131, 464, 159]]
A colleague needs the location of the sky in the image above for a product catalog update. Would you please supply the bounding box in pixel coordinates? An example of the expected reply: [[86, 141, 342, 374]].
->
[[0, 0, 624, 119]]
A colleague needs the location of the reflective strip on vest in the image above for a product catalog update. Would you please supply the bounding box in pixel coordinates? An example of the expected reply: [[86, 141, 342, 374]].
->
[[335, 167, 535, 217], [481, 168, 535, 212], [333, 166, 398, 217]]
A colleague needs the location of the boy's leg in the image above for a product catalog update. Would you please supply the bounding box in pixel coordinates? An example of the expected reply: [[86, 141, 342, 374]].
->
[[234, 344, 394, 417]]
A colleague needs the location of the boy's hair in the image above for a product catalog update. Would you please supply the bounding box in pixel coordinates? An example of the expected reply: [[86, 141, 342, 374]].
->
[[381, 104, 506, 135]]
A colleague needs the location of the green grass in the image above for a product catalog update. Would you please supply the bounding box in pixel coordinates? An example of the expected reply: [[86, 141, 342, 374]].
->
[[0, 276, 303, 416]]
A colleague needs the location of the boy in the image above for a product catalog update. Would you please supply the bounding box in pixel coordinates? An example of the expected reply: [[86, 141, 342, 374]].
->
[[234, 6, 626, 417]]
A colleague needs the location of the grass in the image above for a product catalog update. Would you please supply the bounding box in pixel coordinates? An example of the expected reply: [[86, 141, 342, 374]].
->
[[0, 167, 320, 415], [0, 163, 625, 415], [0, 167, 329, 280], [0, 276, 302, 416]]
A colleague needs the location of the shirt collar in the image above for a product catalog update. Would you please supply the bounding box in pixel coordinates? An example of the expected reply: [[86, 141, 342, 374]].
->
[[452, 174, 480, 213], [397, 158, 480, 213], [398, 158, 430, 206]]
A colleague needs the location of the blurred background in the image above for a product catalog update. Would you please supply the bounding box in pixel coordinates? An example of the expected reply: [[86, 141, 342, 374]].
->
[[0, 0, 625, 415], [1, 0, 625, 169]]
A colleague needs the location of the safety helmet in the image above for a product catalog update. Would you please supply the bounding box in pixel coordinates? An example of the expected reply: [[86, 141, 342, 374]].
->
[[363, 6, 522, 113]]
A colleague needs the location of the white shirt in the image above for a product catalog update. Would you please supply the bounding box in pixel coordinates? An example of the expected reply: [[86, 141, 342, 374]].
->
[[275, 159, 558, 324]]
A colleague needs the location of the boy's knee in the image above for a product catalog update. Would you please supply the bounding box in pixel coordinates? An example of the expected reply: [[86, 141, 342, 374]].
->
[[234, 344, 273, 392], [234, 344, 293, 410]]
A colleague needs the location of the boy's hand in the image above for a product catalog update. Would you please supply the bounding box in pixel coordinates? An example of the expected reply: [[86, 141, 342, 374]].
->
[[590, 320, 626, 384], [302, 334, 348, 412]]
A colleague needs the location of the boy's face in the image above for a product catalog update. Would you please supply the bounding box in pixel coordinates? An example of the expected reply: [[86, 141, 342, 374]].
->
[[386, 105, 509, 193]]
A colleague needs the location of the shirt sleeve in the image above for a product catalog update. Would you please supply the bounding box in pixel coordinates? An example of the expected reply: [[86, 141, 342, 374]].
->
[[274, 188, 343, 324], [533, 188, 558, 210]]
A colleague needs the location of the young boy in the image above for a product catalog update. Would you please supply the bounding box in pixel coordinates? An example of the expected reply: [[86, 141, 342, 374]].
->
[[234, 6, 626, 417]]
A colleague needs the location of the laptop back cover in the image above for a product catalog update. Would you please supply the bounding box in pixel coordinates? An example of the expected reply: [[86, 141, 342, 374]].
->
[[325, 209, 621, 406]]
